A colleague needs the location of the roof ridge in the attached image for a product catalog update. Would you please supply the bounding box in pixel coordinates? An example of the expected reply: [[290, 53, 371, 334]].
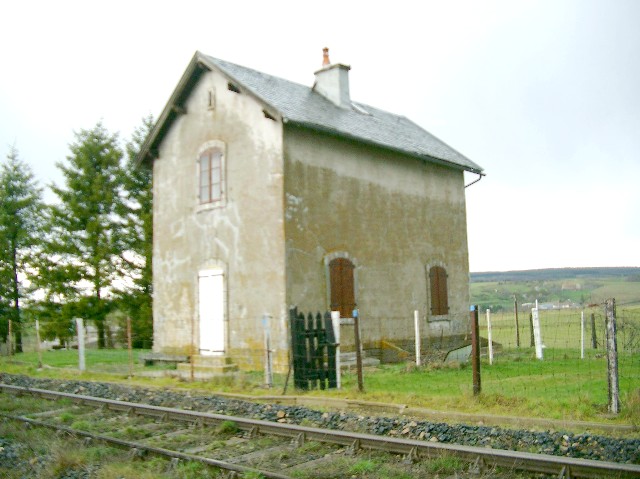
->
[[139, 52, 483, 175]]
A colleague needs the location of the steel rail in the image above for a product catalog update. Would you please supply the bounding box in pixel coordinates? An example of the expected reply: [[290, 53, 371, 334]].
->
[[2, 383, 639, 478], [0, 413, 291, 479]]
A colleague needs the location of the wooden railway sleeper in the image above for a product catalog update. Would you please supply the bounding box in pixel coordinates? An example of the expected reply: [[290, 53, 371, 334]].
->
[[168, 457, 181, 471], [345, 439, 360, 456], [293, 432, 305, 447], [402, 446, 419, 465], [558, 465, 574, 479], [469, 456, 487, 474]]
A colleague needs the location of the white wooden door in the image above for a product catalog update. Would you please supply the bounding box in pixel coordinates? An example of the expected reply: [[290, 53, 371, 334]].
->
[[198, 269, 225, 355]]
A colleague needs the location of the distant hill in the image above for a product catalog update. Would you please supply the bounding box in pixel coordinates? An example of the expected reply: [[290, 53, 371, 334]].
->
[[469, 267, 640, 311], [471, 267, 640, 283]]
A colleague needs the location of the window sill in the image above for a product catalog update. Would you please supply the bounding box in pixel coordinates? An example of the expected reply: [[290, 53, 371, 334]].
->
[[429, 315, 450, 322], [197, 200, 225, 213]]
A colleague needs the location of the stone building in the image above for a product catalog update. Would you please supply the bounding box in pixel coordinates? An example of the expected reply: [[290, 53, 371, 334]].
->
[[138, 49, 484, 372]]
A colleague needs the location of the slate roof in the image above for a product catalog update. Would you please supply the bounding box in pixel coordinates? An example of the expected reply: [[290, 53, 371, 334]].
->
[[139, 52, 483, 174]]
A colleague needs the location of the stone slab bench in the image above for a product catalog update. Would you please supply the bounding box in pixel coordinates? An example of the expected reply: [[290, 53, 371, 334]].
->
[[139, 353, 189, 366]]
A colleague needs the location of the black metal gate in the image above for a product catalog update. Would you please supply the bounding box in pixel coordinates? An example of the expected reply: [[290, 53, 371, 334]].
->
[[290, 308, 337, 390]]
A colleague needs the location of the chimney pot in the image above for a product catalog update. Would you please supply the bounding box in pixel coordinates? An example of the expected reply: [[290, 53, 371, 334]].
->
[[313, 49, 351, 108]]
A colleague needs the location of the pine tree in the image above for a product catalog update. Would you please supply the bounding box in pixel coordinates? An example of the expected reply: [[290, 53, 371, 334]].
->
[[116, 115, 154, 348], [0, 146, 44, 351], [39, 123, 127, 348]]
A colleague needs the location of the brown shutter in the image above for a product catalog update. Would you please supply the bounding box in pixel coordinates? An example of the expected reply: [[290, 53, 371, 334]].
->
[[430, 266, 449, 315], [330, 258, 355, 317]]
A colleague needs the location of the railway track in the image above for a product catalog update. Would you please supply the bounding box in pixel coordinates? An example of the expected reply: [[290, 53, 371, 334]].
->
[[1, 383, 639, 478]]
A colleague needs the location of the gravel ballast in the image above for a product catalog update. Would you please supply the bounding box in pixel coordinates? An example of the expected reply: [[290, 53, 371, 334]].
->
[[1, 373, 638, 464]]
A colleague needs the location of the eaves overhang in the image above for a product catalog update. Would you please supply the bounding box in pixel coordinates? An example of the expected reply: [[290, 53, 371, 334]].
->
[[282, 119, 484, 175], [136, 52, 283, 166], [136, 52, 208, 166], [136, 52, 484, 178]]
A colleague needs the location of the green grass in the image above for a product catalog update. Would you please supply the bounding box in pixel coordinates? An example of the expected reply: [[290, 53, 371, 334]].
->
[[2, 346, 638, 426], [1, 309, 639, 429]]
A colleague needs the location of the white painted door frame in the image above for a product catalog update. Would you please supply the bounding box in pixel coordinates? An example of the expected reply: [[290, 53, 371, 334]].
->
[[198, 268, 225, 355]]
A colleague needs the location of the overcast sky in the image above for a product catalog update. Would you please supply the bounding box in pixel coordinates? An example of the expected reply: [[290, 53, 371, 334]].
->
[[1, 0, 639, 272]]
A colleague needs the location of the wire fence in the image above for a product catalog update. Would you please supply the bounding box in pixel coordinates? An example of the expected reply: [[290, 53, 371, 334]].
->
[[473, 304, 640, 406], [1, 303, 639, 417], [0, 316, 156, 377]]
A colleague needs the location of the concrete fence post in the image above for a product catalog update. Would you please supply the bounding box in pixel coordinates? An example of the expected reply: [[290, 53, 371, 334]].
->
[[486, 309, 493, 365], [76, 318, 86, 372], [35, 320, 42, 369], [605, 299, 620, 415], [414, 310, 421, 366], [331, 311, 341, 389], [532, 307, 543, 360]]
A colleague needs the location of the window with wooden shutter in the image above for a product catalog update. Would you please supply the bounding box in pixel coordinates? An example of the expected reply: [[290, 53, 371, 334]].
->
[[429, 266, 449, 316], [329, 258, 355, 318]]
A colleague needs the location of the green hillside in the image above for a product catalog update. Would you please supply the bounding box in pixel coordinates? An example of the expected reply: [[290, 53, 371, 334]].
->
[[470, 267, 640, 311]]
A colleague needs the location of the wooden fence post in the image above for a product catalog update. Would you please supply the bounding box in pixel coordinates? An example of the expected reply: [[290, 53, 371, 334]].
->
[[470, 305, 481, 395], [590, 312, 597, 349], [263, 314, 273, 389], [127, 317, 133, 378], [7, 320, 12, 356], [514, 296, 520, 348], [580, 311, 585, 360], [290, 308, 306, 390], [529, 311, 535, 347], [313, 312, 325, 390], [353, 308, 364, 392], [605, 298, 620, 414]]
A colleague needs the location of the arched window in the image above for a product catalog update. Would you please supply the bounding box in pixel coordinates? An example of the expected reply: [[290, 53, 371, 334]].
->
[[429, 266, 449, 316], [199, 147, 224, 204]]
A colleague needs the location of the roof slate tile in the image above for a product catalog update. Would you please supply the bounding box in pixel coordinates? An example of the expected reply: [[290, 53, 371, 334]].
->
[[203, 54, 483, 173]]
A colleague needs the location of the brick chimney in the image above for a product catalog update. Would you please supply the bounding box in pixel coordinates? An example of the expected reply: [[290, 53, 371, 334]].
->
[[313, 47, 351, 108]]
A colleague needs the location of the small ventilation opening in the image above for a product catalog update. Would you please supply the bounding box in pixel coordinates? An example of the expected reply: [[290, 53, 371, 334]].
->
[[227, 82, 240, 93], [263, 109, 276, 121]]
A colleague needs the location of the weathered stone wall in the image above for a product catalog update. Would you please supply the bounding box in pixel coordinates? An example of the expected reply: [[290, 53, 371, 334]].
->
[[152, 69, 288, 370], [283, 125, 471, 351]]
